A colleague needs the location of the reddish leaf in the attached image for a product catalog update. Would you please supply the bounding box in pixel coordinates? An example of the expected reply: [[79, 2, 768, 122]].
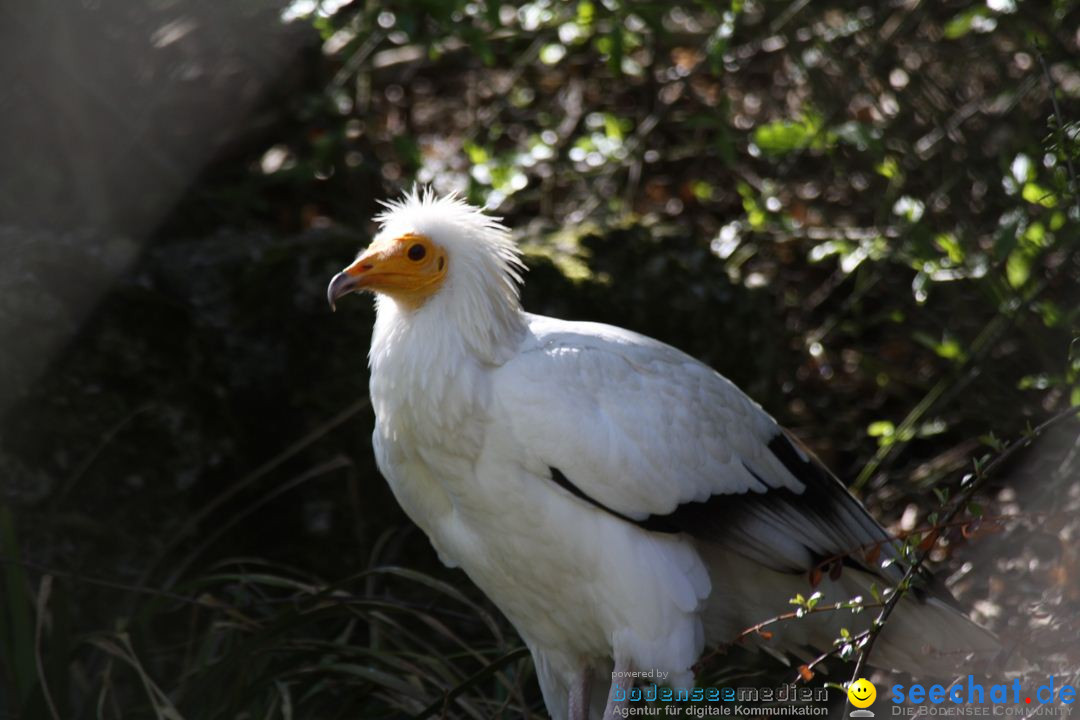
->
[[919, 530, 940, 552]]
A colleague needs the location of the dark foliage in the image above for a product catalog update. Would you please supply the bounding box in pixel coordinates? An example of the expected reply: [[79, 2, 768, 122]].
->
[[1, 0, 1078, 717]]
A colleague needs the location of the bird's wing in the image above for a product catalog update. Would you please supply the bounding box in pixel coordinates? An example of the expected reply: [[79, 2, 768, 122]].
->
[[491, 315, 903, 579]]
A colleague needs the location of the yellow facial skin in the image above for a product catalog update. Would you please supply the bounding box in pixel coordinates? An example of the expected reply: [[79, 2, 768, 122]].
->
[[848, 679, 877, 708], [328, 233, 448, 310]]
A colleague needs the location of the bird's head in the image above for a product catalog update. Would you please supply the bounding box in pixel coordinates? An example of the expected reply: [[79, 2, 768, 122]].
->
[[328, 190, 527, 361], [328, 189, 524, 313], [327, 229, 449, 311]]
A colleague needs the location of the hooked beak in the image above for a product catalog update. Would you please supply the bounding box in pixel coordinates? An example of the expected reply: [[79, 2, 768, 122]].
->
[[326, 271, 356, 312], [326, 254, 374, 311]]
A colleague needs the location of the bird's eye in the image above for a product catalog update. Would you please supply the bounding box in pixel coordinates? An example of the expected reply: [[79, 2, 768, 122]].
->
[[407, 243, 426, 261]]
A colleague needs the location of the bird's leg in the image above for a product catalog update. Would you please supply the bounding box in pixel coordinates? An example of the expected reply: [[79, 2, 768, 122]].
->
[[602, 658, 631, 720], [568, 668, 592, 720]]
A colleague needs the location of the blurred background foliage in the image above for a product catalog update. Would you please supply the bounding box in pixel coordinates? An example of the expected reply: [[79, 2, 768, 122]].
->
[[1, 0, 1079, 717]]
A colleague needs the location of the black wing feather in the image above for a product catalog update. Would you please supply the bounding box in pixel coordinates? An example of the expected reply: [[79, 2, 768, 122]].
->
[[548, 431, 905, 580]]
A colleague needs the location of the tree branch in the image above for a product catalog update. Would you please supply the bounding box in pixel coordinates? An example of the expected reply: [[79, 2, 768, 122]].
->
[[842, 405, 1080, 714]]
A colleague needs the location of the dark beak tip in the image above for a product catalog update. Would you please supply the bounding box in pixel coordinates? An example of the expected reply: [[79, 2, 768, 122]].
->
[[327, 271, 352, 313]]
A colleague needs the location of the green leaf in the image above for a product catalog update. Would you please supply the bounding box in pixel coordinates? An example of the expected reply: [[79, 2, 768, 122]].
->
[[1006, 248, 1033, 288], [939, 336, 967, 362], [539, 43, 567, 65], [463, 141, 488, 164], [602, 113, 625, 141], [912, 331, 967, 362], [934, 233, 965, 264], [943, 8, 995, 39], [875, 156, 901, 180], [1017, 373, 1051, 390], [936, 336, 966, 361], [1034, 300, 1063, 327], [1022, 221, 1047, 247], [1021, 182, 1058, 208], [576, 0, 595, 28], [753, 111, 835, 156], [867, 420, 895, 438]]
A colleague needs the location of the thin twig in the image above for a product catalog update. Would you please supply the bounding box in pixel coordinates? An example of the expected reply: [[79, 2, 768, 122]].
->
[[1037, 51, 1079, 209], [696, 600, 885, 673], [801, 628, 872, 681], [696, 504, 1064, 678], [806, 509, 1060, 577], [842, 405, 1080, 716]]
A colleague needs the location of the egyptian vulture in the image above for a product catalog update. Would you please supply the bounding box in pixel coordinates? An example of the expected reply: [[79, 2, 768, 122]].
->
[[327, 190, 997, 719]]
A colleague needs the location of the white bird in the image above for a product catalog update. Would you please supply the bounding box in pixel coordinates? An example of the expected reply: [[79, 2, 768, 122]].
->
[[328, 190, 998, 720]]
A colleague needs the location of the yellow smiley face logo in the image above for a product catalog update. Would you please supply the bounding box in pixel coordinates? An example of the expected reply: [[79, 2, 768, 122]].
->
[[848, 678, 877, 708]]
